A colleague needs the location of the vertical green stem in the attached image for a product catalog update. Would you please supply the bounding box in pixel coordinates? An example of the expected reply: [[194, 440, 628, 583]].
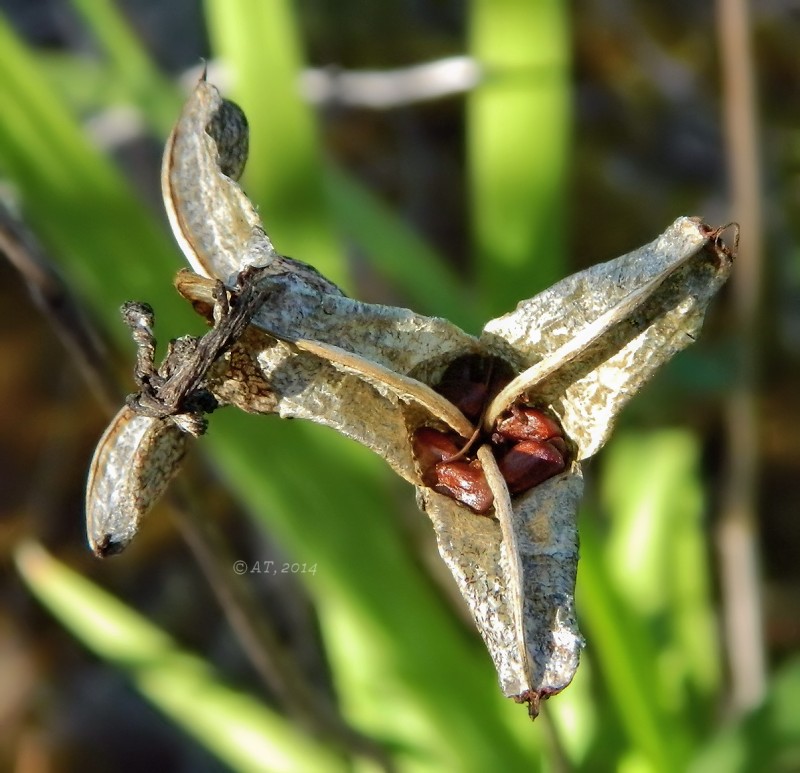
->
[[468, 0, 571, 317]]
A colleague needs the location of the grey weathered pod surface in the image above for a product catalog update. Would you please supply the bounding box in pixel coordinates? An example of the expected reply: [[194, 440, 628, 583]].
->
[[161, 74, 272, 283], [86, 407, 186, 557], [86, 77, 734, 714], [481, 217, 732, 457]]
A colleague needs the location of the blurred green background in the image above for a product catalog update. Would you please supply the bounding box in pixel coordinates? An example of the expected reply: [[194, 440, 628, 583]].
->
[[1, 1, 799, 771]]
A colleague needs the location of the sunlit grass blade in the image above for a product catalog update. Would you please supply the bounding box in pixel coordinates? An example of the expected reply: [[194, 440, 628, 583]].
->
[[578, 511, 685, 771], [203, 0, 345, 286], [580, 428, 723, 768], [545, 656, 598, 767], [0, 14, 191, 338], [467, 0, 571, 316], [602, 430, 722, 713], [14, 541, 347, 773]]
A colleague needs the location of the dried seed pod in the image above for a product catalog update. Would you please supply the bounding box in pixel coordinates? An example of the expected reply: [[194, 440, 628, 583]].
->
[[86, 407, 187, 557], [164, 95, 734, 714], [93, 78, 735, 715]]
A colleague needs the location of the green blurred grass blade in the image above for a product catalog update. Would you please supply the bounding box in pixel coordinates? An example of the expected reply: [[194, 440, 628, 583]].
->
[[0, 13, 192, 339], [690, 657, 800, 773], [602, 431, 722, 712], [203, 0, 346, 286], [34, 53, 145, 118], [581, 428, 723, 768], [14, 541, 347, 773], [578, 512, 683, 771], [546, 657, 598, 767], [325, 165, 476, 330], [69, 0, 180, 135], [467, 0, 571, 317]]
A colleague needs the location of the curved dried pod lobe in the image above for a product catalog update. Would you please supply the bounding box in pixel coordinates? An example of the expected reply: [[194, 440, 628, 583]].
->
[[86, 407, 187, 557], [162, 75, 273, 283], [421, 448, 583, 714], [481, 217, 734, 452]]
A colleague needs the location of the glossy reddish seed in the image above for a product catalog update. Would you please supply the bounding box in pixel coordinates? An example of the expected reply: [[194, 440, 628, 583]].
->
[[412, 427, 461, 469], [494, 405, 563, 444], [498, 440, 566, 494], [432, 459, 494, 514], [414, 356, 570, 509]]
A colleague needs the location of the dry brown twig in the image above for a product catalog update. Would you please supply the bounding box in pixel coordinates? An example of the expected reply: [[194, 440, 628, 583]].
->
[[715, 0, 766, 715]]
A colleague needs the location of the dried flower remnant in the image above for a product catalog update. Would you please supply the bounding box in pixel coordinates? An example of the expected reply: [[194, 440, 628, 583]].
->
[[86, 76, 735, 715], [86, 263, 278, 556]]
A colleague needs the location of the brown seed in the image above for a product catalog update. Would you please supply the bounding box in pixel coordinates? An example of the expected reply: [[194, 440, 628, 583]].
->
[[498, 440, 566, 494], [495, 405, 563, 444], [432, 459, 494, 514], [412, 427, 461, 471]]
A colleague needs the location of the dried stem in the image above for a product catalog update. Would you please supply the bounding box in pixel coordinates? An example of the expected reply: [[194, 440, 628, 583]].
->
[[715, 0, 766, 714], [125, 267, 278, 434]]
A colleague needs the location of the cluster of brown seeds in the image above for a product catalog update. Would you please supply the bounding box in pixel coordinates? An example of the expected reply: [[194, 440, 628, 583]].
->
[[412, 355, 568, 514]]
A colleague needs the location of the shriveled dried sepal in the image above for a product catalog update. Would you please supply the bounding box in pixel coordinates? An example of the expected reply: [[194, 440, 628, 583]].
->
[[86, 261, 284, 557]]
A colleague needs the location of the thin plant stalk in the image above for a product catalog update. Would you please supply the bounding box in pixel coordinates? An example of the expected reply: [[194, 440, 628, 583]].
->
[[714, 0, 766, 714]]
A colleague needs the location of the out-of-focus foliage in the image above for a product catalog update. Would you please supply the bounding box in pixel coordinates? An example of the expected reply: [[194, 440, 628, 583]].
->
[[0, 1, 798, 771]]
